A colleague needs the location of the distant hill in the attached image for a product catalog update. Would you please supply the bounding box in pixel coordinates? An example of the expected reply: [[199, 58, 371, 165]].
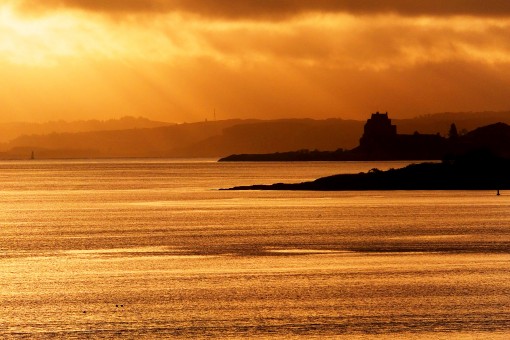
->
[[395, 111, 510, 135], [453, 122, 510, 158], [1, 119, 257, 159], [1, 118, 364, 159], [2, 111, 510, 159], [220, 115, 510, 162], [172, 119, 364, 157], [0, 116, 172, 144]]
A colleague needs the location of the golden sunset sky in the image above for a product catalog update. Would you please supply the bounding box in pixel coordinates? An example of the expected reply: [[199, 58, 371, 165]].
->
[[1, 0, 510, 123]]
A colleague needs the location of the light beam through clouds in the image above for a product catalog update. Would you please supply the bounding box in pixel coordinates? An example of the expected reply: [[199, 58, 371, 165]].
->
[[1, 0, 510, 122]]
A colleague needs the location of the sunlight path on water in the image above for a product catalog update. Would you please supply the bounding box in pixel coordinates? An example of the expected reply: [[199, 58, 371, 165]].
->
[[0, 160, 509, 338]]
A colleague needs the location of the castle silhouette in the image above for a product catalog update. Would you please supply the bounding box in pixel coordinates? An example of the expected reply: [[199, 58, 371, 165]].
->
[[219, 112, 450, 161], [355, 112, 446, 159], [220, 111, 510, 162]]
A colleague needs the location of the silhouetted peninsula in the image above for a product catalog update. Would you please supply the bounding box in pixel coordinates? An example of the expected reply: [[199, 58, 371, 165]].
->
[[224, 151, 510, 191], [219, 112, 510, 162]]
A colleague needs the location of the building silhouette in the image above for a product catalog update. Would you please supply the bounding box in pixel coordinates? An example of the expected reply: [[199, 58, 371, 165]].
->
[[357, 112, 446, 159], [359, 112, 397, 147]]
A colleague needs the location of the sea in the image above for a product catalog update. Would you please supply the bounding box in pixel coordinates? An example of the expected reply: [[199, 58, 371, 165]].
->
[[0, 159, 509, 339]]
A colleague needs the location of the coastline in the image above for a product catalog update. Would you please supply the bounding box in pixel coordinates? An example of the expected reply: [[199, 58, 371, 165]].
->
[[223, 155, 510, 191]]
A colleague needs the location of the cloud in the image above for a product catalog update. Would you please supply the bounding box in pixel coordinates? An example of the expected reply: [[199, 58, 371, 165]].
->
[[182, 15, 510, 71], [3, 1, 510, 123], [16, 0, 510, 19], [3, 55, 510, 124], [5, 3, 510, 75]]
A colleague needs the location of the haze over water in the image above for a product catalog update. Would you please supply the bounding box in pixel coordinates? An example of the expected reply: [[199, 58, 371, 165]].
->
[[1, 160, 509, 339]]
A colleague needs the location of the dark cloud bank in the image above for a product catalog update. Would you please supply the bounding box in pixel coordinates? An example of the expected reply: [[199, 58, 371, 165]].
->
[[21, 0, 510, 18]]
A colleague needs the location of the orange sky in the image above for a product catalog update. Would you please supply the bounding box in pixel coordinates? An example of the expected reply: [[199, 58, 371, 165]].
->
[[1, 0, 510, 123]]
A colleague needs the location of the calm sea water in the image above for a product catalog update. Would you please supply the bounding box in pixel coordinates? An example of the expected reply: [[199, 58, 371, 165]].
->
[[0, 159, 509, 339]]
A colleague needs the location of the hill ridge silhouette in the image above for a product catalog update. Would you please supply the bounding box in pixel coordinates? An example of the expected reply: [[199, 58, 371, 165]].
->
[[219, 114, 510, 162], [2, 111, 510, 159]]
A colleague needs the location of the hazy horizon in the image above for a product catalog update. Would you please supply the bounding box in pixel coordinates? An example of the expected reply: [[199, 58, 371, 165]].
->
[[3, 110, 510, 126]]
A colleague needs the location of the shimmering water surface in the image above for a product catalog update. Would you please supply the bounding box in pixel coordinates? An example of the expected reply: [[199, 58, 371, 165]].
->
[[0, 159, 509, 339]]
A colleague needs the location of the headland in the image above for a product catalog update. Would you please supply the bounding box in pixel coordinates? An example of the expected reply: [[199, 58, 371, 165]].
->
[[223, 151, 510, 191], [219, 112, 510, 162]]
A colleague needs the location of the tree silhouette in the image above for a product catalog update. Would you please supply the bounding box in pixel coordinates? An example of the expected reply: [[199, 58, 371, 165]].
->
[[448, 123, 458, 140]]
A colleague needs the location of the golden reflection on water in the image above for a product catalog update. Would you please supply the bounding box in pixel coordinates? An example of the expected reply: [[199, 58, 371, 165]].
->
[[2, 249, 509, 338], [0, 160, 509, 338]]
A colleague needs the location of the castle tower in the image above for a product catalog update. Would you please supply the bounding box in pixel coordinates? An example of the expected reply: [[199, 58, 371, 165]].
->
[[359, 112, 397, 147]]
